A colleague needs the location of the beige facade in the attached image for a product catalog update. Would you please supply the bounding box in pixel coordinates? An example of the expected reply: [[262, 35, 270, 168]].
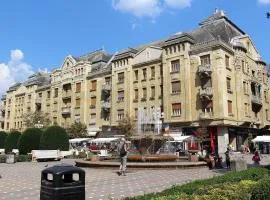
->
[[1, 10, 270, 153]]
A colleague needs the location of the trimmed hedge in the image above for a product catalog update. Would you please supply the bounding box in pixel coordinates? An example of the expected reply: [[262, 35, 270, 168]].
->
[[0, 131, 7, 148], [4, 130, 21, 153], [128, 168, 269, 200], [18, 128, 43, 155], [40, 126, 69, 151], [251, 177, 270, 200]]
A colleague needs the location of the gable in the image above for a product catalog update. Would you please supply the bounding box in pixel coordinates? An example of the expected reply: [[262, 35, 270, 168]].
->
[[238, 36, 261, 59], [133, 47, 162, 65], [61, 56, 77, 70]]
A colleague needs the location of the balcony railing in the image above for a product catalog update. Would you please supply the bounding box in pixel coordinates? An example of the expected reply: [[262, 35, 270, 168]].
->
[[0, 116, 4, 122], [198, 64, 212, 77], [199, 87, 213, 99], [101, 101, 111, 109], [61, 106, 71, 115], [199, 112, 213, 120], [0, 105, 5, 111], [35, 98, 42, 105], [62, 90, 72, 99], [102, 84, 111, 91], [251, 95, 262, 106]]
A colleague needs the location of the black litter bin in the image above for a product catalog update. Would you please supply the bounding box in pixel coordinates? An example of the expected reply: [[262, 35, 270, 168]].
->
[[40, 164, 85, 200]]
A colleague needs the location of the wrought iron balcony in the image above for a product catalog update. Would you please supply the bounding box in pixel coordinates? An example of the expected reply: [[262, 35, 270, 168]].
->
[[199, 112, 213, 120], [102, 84, 111, 91], [0, 105, 5, 112], [101, 101, 111, 109], [251, 95, 262, 106], [61, 106, 71, 115], [0, 115, 4, 122], [199, 87, 213, 100], [35, 98, 42, 105], [198, 64, 212, 77], [62, 91, 72, 99]]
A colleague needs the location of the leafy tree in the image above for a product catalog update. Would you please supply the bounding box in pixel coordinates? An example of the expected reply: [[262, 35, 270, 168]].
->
[[0, 131, 7, 148], [22, 110, 51, 129], [4, 130, 21, 153], [117, 115, 135, 138], [40, 126, 69, 151], [17, 128, 43, 155], [67, 122, 88, 138]]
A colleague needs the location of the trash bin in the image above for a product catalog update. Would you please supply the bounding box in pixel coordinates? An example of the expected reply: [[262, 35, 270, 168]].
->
[[6, 153, 15, 164], [40, 164, 85, 200]]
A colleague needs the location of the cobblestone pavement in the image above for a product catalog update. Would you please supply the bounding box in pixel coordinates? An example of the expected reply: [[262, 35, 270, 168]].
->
[[0, 159, 216, 200], [1, 154, 270, 200]]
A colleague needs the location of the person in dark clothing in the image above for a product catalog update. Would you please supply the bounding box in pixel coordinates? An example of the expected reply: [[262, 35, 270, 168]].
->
[[225, 148, 231, 169]]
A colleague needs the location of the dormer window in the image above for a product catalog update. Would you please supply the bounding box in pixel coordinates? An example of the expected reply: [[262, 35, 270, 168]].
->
[[67, 62, 69, 68]]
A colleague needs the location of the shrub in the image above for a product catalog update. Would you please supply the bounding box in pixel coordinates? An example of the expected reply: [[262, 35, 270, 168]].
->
[[16, 154, 32, 162], [4, 130, 21, 153], [0, 131, 7, 148], [17, 128, 43, 155], [40, 126, 69, 151], [251, 177, 270, 200]]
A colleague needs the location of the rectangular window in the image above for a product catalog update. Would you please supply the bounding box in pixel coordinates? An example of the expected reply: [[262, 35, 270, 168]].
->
[[172, 103, 181, 116], [200, 54, 211, 66], [134, 89, 138, 100], [151, 67, 155, 78], [7, 122, 9, 130], [76, 98, 80, 107], [244, 103, 249, 116], [118, 91, 124, 102], [142, 69, 147, 80], [172, 81, 181, 93], [135, 108, 138, 119], [91, 114, 96, 119], [160, 65, 163, 78], [160, 85, 163, 99], [76, 82, 81, 93], [226, 77, 231, 92], [54, 88, 58, 97], [117, 109, 124, 121], [118, 72, 124, 83], [228, 100, 232, 114], [134, 70, 138, 80], [225, 55, 230, 68], [266, 109, 269, 120], [105, 77, 111, 85], [264, 90, 268, 102], [151, 86, 155, 98], [91, 97, 96, 106], [171, 60, 180, 73], [28, 94, 31, 100], [143, 88, 147, 98], [91, 80, 97, 91], [47, 91, 50, 99]]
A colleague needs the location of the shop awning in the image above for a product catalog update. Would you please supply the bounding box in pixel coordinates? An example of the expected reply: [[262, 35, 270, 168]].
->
[[86, 127, 102, 137], [90, 137, 120, 143], [252, 136, 270, 143], [164, 134, 194, 142]]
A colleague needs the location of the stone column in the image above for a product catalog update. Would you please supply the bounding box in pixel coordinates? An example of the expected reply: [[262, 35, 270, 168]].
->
[[217, 126, 229, 154]]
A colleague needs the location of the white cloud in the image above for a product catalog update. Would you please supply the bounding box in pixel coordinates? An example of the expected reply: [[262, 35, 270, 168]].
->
[[164, 0, 192, 9], [0, 49, 34, 96], [112, 0, 192, 25], [258, 0, 270, 4], [112, 0, 162, 18]]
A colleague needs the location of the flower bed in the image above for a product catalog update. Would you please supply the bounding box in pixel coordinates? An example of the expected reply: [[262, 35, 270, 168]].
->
[[127, 154, 177, 162]]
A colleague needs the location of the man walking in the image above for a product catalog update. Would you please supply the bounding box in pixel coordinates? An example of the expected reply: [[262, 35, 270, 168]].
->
[[117, 138, 128, 176]]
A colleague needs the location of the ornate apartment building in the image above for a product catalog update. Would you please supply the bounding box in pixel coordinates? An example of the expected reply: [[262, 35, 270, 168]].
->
[[1, 10, 270, 153]]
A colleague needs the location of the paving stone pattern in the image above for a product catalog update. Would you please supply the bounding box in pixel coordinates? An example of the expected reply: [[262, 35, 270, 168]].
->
[[0, 159, 216, 200]]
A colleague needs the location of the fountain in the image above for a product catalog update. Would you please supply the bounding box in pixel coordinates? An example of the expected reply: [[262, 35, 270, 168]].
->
[[127, 107, 177, 162]]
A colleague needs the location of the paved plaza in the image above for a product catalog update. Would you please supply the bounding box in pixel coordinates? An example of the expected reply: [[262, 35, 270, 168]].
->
[[0, 159, 216, 200], [1, 155, 270, 200]]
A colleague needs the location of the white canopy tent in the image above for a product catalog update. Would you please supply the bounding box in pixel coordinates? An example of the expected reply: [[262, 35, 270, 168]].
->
[[164, 134, 194, 142], [90, 137, 120, 144], [252, 136, 270, 143], [69, 138, 91, 143], [86, 127, 102, 137]]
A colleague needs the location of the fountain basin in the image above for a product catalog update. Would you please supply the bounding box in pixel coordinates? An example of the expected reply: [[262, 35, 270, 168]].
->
[[127, 154, 177, 162]]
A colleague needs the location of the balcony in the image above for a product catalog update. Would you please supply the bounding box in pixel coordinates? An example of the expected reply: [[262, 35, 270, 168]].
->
[[251, 95, 262, 106], [254, 117, 261, 125], [251, 76, 260, 84], [102, 84, 111, 91], [101, 101, 111, 109], [35, 98, 42, 105], [199, 112, 213, 120], [0, 116, 4, 122], [199, 87, 213, 100], [61, 106, 71, 115], [62, 90, 72, 100], [0, 105, 5, 112], [198, 64, 212, 77]]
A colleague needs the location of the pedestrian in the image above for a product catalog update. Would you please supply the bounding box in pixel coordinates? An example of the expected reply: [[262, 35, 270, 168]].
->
[[117, 138, 128, 176], [225, 148, 231, 169], [252, 150, 261, 165]]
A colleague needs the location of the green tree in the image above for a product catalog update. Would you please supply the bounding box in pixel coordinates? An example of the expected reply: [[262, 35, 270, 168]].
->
[[17, 128, 43, 155], [0, 131, 7, 148], [22, 110, 51, 129], [4, 130, 21, 153], [67, 122, 88, 138], [40, 126, 69, 151], [117, 115, 135, 138]]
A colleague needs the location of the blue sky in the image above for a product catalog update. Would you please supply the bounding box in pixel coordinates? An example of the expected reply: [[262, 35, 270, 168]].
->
[[0, 0, 270, 95]]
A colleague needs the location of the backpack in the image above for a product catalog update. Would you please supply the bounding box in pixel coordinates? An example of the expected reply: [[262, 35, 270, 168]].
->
[[120, 143, 127, 156]]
